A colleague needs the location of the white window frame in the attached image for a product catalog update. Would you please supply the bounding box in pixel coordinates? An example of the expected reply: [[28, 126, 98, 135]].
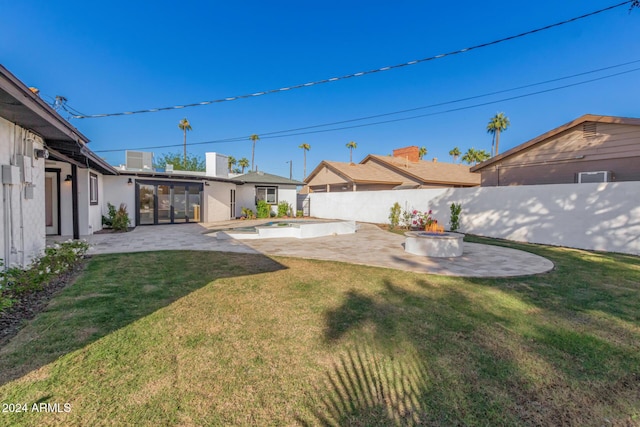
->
[[256, 186, 277, 205], [89, 173, 99, 205]]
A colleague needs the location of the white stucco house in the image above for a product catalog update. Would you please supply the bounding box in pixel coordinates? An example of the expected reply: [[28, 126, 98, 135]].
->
[[105, 158, 304, 225], [0, 65, 303, 268], [0, 64, 119, 267]]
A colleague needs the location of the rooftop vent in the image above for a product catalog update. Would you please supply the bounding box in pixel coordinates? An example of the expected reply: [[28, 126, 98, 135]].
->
[[583, 122, 597, 139], [126, 151, 153, 171]]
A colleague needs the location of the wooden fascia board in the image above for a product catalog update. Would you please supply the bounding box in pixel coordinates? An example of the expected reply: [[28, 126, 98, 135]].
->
[[0, 66, 90, 144], [470, 114, 640, 172]]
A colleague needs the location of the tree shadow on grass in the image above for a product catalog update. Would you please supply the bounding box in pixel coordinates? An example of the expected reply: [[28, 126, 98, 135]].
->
[[0, 250, 286, 386], [307, 274, 640, 425], [297, 344, 431, 426]]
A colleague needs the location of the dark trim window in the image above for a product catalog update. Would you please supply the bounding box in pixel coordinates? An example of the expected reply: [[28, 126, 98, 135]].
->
[[256, 186, 277, 204], [89, 173, 99, 205]]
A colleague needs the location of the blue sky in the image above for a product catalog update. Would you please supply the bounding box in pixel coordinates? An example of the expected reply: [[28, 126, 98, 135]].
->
[[2, 1, 639, 179]]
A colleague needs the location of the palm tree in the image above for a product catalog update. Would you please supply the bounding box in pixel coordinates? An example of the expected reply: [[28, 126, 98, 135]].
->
[[227, 155, 237, 171], [476, 149, 491, 163], [462, 148, 491, 165], [449, 147, 461, 163], [487, 112, 510, 156], [178, 118, 192, 168], [346, 141, 357, 163], [461, 148, 477, 165], [299, 143, 311, 178], [238, 157, 250, 174], [249, 134, 260, 171], [418, 146, 427, 160]]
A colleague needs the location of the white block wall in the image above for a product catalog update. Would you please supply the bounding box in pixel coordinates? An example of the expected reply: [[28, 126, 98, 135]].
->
[[0, 117, 47, 267], [308, 188, 447, 223], [308, 182, 640, 255]]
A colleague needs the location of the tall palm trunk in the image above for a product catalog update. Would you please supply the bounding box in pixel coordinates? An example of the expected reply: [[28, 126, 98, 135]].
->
[[303, 150, 307, 179], [495, 129, 500, 156], [183, 130, 187, 168], [251, 142, 255, 171]]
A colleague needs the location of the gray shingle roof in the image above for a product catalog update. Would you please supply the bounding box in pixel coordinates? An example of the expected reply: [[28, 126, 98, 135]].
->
[[236, 171, 305, 185]]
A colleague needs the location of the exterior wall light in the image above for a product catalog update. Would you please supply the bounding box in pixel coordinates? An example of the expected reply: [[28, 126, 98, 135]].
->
[[65, 175, 72, 182], [127, 178, 133, 185], [34, 148, 49, 159]]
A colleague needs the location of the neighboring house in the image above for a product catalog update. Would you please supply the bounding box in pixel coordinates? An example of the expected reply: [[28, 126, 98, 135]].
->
[[0, 64, 117, 266], [233, 171, 304, 217], [304, 146, 479, 192], [470, 114, 640, 186]]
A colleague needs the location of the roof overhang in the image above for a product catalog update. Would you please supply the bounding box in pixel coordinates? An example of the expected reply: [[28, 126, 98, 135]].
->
[[117, 170, 244, 184], [0, 65, 90, 143], [45, 139, 118, 175], [470, 114, 640, 172]]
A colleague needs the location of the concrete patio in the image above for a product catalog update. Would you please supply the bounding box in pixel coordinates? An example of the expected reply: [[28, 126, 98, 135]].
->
[[54, 221, 554, 278]]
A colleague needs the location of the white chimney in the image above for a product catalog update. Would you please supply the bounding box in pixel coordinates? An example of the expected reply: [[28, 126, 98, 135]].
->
[[205, 152, 229, 178]]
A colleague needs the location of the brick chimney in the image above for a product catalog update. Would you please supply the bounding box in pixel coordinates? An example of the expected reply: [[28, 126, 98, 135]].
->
[[392, 146, 420, 162]]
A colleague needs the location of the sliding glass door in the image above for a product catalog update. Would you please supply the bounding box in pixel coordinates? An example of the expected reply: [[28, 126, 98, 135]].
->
[[136, 181, 203, 225]]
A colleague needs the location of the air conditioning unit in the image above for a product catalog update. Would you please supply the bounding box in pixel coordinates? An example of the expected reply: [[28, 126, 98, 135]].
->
[[126, 151, 153, 171], [165, 164, 174, 173], [577, 171, 613, 183]]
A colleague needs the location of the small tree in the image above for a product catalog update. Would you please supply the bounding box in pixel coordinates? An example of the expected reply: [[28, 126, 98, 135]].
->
[[389, 202, 401, 230], [256, 200, 270, 218], [450, 203, 462, 232], [418, 146, 427, 160], [154, 152, 205, 171]]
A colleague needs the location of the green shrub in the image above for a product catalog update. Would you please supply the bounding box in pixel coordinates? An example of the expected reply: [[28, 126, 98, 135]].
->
[[388, 202, 401, 230], [277, 201, 290, 218], [450, 203, 462, 231], [241, 207, 255, 219], [102, 203, 117, 228], [0, 240, 89, 313], [296, 210, 303, 218], [401, 209, 412, 230], [256, 200, 271, 218], [112, 203, 130, 232]]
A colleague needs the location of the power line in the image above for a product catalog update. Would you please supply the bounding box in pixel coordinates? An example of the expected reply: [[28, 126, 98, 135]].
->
[[75, 1, 632, 120], [257, 59, 640, 137], [271, 67, 640, 137], [93, 63, 640, 153]]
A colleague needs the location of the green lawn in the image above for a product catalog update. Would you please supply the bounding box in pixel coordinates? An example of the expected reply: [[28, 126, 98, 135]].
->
[[0, 240, 639, 426]]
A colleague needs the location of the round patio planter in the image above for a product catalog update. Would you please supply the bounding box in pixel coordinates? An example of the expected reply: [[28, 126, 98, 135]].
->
[[404, 231, 465, 258]]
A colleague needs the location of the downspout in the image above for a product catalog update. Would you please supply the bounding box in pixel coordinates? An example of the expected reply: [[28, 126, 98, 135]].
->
[[19, 131, 25, 266], [4, 124, 17, 268], [71, 164, 79, 239], [3, 184, 10, 270]]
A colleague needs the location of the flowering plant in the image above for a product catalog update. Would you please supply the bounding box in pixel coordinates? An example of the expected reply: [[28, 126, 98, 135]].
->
[[411, 209, 437, 229]]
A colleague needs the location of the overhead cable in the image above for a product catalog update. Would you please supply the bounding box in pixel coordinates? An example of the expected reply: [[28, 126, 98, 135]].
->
[[75, 1, 632, 119], [93, 63, 640, 152]]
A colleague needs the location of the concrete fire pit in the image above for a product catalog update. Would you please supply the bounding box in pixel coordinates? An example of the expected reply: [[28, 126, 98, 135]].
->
[[404, 231, 465, 258]]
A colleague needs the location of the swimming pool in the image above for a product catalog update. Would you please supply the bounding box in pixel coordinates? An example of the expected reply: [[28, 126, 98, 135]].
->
[[216, 220, 357, 240]]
